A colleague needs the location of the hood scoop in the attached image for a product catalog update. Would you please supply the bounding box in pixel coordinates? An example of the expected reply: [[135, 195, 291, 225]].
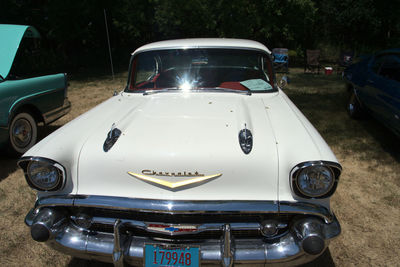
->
[[239, 124, 253, 154], [103, 123, 121, 152]]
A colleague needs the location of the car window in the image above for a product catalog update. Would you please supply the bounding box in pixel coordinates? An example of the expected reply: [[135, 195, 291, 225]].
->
[[134, 56, 159, 85], [379, 54, 400, 82], [127, 48, 275, 93]]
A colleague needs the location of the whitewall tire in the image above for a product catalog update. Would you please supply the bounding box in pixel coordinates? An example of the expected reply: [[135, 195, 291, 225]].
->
[[9, 112, 37, 154]]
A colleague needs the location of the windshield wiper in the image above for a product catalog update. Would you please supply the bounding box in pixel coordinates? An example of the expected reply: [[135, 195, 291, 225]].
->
[[208, 87, 251, 95], [142, 88, 181, 95], [142, 87, 251, 96]]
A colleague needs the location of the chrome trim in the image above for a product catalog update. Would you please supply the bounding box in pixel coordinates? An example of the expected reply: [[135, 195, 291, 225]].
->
[[221, 224, 234, 267], [260, 220, 279, 237], [292, 218, 327, 255], [29, 195, 335, 223], [279, 201, 334, 223], [43, 98, 71, 124], [290, 161, 342, 199], [30, 208, 66, 241], [8, 88, 65, 124], [76, 216, 263, 236], [25, 208, 36, 226], [70, 214, 92, 229], [112, 219, 125, 267], [141, 88, 253, 96], [17, 156, 66, 191], [131, 46, 271, 57], [25, 206, 340, 265]]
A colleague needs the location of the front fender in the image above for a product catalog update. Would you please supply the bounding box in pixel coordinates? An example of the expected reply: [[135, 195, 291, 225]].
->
[[0, 73, 67, 126]]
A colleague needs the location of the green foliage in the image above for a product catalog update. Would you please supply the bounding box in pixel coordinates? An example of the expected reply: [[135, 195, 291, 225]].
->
[[0, 0, 398, 71], [317, 0, 400, 51]]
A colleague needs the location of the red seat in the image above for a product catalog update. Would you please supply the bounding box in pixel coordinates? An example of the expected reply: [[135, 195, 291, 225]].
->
[[219, 81, 248, 91]]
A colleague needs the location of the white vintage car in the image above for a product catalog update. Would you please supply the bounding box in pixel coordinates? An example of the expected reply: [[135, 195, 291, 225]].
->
[[19, 39, 341, 266]]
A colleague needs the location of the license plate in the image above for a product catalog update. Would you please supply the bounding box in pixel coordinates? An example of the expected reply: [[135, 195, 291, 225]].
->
[[144, 244, 200, 267]]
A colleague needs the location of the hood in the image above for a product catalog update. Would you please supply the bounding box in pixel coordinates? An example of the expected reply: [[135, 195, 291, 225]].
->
[[0, 24, 40, 79], [77, 93, 280, 201]]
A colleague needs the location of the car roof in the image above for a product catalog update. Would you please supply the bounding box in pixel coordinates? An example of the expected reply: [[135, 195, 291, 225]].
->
[[0, 24, 40, 79], [132, 38, 271, 55]]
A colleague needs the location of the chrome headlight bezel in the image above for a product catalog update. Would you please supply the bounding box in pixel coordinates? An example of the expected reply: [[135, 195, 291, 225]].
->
[[18, 157, 66, 191], [290, 161, 342, 199]]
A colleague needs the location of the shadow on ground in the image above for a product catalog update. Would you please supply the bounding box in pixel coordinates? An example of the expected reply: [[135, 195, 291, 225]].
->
[[285, 72, 400, 163], [358, 118, 400, 162], [37, 124, 61, 141], [0, 156, 18, 182], [302, 248, 335, 267], [68, 258, 112, 267]]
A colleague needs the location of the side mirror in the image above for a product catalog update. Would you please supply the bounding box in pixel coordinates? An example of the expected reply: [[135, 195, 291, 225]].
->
[[279, 75, 289, 88]]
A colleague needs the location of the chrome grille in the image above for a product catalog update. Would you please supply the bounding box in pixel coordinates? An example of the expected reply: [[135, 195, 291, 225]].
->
[[75, 207, 292, 223], [69, 207, 293, 241], [90, 222, 262, 238]]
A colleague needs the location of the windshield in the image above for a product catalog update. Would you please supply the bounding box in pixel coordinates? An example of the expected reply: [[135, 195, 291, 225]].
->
[[126, 48, 276, 93]]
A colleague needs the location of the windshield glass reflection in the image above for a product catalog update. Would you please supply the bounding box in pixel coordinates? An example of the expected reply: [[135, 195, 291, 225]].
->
[[126, 49, 275, 93]]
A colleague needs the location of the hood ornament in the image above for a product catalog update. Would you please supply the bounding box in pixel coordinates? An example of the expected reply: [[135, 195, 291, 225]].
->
[[103, 123, 121, 152], [127, 171, 222, 191], [239, 124, 253, 154]]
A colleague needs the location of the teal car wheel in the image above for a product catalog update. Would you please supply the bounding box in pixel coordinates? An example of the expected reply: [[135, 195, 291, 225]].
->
[[9, 112, 37, 154]]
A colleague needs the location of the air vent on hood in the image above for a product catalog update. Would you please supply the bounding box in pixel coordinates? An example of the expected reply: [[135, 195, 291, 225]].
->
[[103, 124, 121, 152], [239, 126, 253, 154]]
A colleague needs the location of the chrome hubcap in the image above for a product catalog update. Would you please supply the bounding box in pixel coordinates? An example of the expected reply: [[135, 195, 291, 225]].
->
[[12, 119, 32, 148]]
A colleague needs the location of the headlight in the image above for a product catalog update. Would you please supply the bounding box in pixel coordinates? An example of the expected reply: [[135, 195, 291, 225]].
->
[[291, 161, 341, 198], [18, 157, 66, 191]]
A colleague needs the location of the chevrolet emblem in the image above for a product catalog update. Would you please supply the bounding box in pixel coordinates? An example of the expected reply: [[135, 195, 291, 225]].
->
[[127, 171, 222, 190]]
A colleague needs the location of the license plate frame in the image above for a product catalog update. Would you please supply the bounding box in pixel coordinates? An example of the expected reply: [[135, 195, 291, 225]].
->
[[144, 243, 200, 267]]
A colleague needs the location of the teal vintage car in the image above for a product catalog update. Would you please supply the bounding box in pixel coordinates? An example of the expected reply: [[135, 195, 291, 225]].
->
[[0, 24, 70, 154]]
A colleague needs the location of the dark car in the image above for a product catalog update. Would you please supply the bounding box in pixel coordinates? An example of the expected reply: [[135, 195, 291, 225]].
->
[[344, 49, 400, 136]]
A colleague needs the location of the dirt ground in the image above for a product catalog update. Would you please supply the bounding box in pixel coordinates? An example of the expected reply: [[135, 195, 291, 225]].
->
[[0, 69, 399, 266]]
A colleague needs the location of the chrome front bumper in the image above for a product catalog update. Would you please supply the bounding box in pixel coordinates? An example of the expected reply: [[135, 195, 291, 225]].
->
[[25, 195, 341, 266]]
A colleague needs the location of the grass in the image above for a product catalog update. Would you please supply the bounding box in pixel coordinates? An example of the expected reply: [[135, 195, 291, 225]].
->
[[0, 68, 399, 266], [284, 69, 400, 266]]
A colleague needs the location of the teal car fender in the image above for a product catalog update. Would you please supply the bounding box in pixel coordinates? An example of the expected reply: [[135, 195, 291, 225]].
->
[[0, 73, 71, 152], [0, 73, 69, 126], [0, 24, 71, 154]]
